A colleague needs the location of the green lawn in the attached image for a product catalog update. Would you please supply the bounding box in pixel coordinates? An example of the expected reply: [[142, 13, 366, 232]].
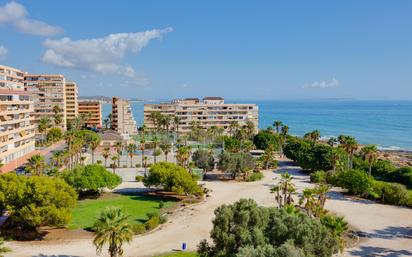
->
[[69, 193, 175, 229], [154, 252, 197, 257]]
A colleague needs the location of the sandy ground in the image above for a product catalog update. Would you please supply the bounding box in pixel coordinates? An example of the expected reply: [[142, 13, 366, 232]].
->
[[5, 160, 412, 257]]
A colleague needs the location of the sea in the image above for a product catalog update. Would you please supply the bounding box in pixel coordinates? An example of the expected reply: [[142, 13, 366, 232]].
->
[[102, 100, 412, 151]]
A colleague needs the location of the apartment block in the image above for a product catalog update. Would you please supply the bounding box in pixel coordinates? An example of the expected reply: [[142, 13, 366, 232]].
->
[[65, 81, 78, 126], [111, 97, 138, 137], [0, 65, 36, 168], [78, 101, 102, 128], [24, 74, 67, 131], [144, 97, 259, 134]]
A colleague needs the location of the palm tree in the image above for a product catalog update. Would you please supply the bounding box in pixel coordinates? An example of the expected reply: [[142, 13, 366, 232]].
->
[[338, 135, 358, 170], [115, 141, 123, 168], [299, 188, 316, 217], [52, 105, 63, 127], [281, 125, 289, 136], [327, 137, 338, 147], [176, 145, 191, 168], [173, 116, 181, 139], [152, 136, 159, 163], [140, 139, 146, 168], [64, 130, 76, 169], [159, 141, 172, 162], [273, 120, 283, 134], [329, 148, 341, 171], [228, 121, 239, 136], [102, 147, 111, 167], [51, 150, 64, 168], [126, 143, 137, 168], [111, 156, 118, 173], [361, 144, 378, 176], [143, 156, 149, 176], [0, 160, 3, 173], [90, 135, 101, 164], [103, 118, 110, 130], [26, 154, 46, 176], [271, 172, 295, 207], [305, 130, 320, 143], [38, 117, 51, 145], [93, 207, 133, 257], [0, 237, 11, 257]]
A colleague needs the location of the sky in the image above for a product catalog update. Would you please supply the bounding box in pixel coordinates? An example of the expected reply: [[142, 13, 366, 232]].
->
[[0, 0, 411, 100]]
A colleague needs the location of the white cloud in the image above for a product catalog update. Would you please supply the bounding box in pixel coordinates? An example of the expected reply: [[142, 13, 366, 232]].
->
[[0, 45, 8, 60], [0, 1, 62, 36], [302, 78, 339, 89], [41, 28, 173, 85]]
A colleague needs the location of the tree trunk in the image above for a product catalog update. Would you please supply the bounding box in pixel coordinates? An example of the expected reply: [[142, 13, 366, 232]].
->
[[91, 150, 95, 164]]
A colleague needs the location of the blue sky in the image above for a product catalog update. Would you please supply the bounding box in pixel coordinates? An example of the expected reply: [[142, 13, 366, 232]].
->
[[0, 0, 411, 100]]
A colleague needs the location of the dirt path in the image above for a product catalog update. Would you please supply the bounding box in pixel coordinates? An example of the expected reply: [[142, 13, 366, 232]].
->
[[5, 161, 412, 257]]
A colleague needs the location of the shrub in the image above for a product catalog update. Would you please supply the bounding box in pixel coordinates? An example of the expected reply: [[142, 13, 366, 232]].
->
[[135, 175, 144, 182], [143, 162, 202, 196], [192, 149, 215, 172], [135, 164, 142, 168], [246, 172, 264, 182], [62, 164, 121, 194], [46, 127, 63, 143], [132, 223, 146, 234], [0, 173, 77, 239], [337, 169, 375, 197], [198, 199, 340, 257], [374, 181, 412, 206], [145, 215, 160, 231], [253, 131, 280, 150], [158, 201, 164, 209], [122, 164, 127, 168], [387, 167, 412, 187], [218, 152, 255, 179], [310, 170, 327, 183]]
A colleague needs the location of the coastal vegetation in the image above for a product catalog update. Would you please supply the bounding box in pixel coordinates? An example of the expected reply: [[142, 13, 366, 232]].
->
[[198, 199, 345, 257]]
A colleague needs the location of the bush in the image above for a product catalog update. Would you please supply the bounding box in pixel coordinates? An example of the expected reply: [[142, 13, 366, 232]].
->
[[62, 164, 121, 194], [135, 175, 144, 182], [337, 169, 375, 197], [145, 215, 160, 231], [46, 127, 63, 143], [132, 223, 146, 234], [386, 167, 412, 188], [253, 131, 280, 150], [192, 149, 215, 172], [246, 172, 264, 182], [0, 173, 77, 239], [135, 164, 142, 168], [374, 181, 412, 206], [122, 164, 127, 168], [198, 199, 340, 257], [143, 162, 202, 196], [218, 152, 255, 179], [311, 170, 327, 183]]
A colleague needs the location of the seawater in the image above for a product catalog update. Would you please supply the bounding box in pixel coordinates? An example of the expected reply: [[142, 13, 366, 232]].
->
[[102, 100, 412, 150]]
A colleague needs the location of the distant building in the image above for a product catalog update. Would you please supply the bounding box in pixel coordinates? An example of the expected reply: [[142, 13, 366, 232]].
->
[[24, 74, 67, 131], [0, 65, 35, 168], [144, 97, 259, 134], [65, 81, 78, 126], [111, 97, 138, 138], [78, 101, 102, 129]]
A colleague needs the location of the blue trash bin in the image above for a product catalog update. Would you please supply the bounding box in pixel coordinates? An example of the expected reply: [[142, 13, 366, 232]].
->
[[182, 242, 187, 251]]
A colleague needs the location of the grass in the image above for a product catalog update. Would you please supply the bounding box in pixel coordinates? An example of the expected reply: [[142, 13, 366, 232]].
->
[[154, 252, 197, 257], [69, 193, 176, 229]]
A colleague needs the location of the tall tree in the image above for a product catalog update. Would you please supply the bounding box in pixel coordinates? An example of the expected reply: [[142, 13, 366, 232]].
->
[[102, 147, 111, 167], [38, 117, 51, 145], [93, 207, 133, 257], [140, 139, 146, 168], [361, 144, 378, 176], [52, 105, 63, 127], [26, 154, 46, 176], [173, 116, 181, 138], [111, 156, 118, 173], [126, 143, 137, 168], [90, 134, 101, 164], [152, 136, 159, 164], [159, 141, 172, 162], [114, 141, 123, 168], [338, 135, 358, 170], [273, 120, 283, 134]]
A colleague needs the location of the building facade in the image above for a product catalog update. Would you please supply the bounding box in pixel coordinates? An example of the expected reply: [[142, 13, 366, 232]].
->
[[65, 81, 78, 126], [144, 97, 259, 134], [0, 65, 35, 167], [24, 74, 67, 131], [111, 97, 138, 137], [78, 101, 102, 128]]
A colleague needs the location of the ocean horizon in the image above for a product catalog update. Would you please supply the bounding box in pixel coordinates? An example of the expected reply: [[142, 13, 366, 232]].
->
[[102, 100, 412, 151]]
